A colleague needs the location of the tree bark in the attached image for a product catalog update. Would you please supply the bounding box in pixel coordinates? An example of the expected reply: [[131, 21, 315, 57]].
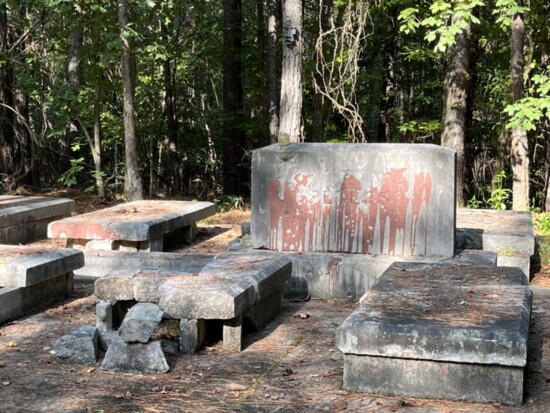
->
[[312, 0, 331, 143], [119, 0, 143, 200], [162, 22, 179, 195], [222, 0, 247, 195], [378, 6, 398, 143], [279, 0, 303, 143], [510, 10, 529, 211], [0, 3, 15, 191], [93, 82, 105, 198], [441, 13, 473, 207], [268, 0, 279, 144]]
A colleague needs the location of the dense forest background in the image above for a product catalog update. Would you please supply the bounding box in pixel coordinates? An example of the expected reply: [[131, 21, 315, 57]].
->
[[0, 0, 548, 212]]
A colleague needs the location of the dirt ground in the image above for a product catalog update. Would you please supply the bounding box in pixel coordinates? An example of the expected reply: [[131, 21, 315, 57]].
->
[[1, 192, 550, 412]]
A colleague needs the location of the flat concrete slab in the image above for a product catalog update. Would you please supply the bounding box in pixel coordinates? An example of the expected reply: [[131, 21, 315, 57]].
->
[[0, 245, 83, 325], [48, 200, 215, 252], [336, 262, 532, 405], [456, 209, 535, 255], [0, 196, 74, 244], [0, 245, 84, 288], [251, 143, 456, 257], [456, 209, 535, 278]]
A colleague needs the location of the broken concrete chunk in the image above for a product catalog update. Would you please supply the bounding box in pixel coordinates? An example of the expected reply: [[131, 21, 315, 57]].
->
[[96, 300, 114, 332], [101, 337, 169, 374], [53, 325, 99, 365], [119, 303, 164, 343]]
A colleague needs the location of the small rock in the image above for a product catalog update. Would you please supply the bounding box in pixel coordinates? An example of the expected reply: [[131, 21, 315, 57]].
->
[[53, 326, 99, 365], [102, 337, 169, 374]]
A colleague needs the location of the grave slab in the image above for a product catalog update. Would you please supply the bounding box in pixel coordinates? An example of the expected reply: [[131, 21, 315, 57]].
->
[[0, 196, 74, 244], [251, 143, 456, 257], [336, 262, 532, 405], [48, 200, 215, 252]]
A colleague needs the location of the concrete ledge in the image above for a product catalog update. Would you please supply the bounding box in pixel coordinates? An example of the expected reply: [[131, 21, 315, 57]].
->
[[0, 272, 74, 325], [343, 354, 524, 405], [0, 245, 84, 288]]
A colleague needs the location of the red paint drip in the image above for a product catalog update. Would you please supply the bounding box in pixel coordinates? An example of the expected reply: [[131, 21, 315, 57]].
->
[[267, 169, 432, 255]]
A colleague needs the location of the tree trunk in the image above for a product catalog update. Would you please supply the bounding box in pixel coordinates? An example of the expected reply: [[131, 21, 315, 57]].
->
[[161, 22, 179, 195], [279, 0, 303, 143], [378, 6, 398, 143], [268, 0, 279, 144], [441, 13, 473, 207], [119, 0, 143, 201], [0, 3, 15, 191], [312, 0, 331, 143], [510, 10, 529, 211], [93, 82, 105, 198], [222, 0, 247, 195], [64, 23, 82, 166]]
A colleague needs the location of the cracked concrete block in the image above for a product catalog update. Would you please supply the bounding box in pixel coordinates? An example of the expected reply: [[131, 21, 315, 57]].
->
[[101, 336, 169, 374], [119, 303, 164, 343]]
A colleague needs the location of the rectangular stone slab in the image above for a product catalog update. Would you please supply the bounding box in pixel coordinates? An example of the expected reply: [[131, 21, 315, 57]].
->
[[456, 208, 535, 255], [336, 263, 532, 367], [0, 196, 74, 244], [342, 354, 524, 405], [0, 196, 74, 228], [48, 200, 215, 241], [0, 245, 84, 287], [251, 143, 456, 257]]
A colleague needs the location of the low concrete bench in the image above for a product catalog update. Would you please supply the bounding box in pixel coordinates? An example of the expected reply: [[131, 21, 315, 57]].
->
[[456, 208, 535, 278], [0, 245, 84, 324], [94, 253, 291, 353], [336, 262, 532, 405], [0, 196, 74, 244], [48, 200, 215, 252]]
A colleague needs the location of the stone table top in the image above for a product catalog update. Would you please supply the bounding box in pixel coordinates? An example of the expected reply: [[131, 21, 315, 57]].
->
[[47, 200, 215, 241], [0, 244, 84, 287], [94, 253, 292, 320]]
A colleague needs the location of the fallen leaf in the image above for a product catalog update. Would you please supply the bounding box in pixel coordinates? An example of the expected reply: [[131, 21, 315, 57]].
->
[[226, 382, 248, 392], [2, 382, 10, 386], [86, 367, 95, 374], [0, 362, 6, 368], [6, 341, 16, 348], [293, 313, 310, 319]]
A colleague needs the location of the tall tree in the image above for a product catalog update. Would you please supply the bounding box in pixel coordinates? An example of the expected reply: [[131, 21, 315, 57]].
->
[[441, 12, 474, 207], [279, 0, 303, 143], [268, 0, 279, 144], [0, 3, 15, 191], [118, 0, 143, 200], [510, 5, 529, 210], [222, 0, 246, 195]]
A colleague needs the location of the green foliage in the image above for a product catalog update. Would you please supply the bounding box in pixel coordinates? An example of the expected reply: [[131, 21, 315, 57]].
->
[[398, 119, 441, 141], [487, 171, 512, 210], [215, 195, 246, 213], [467, 195, 483, 209], [398, 0, 484, 53], [504, 73, 550, 131], [58, 157, 85, 187], [492, 0, 529, 30], [534, 213, 550, 235]]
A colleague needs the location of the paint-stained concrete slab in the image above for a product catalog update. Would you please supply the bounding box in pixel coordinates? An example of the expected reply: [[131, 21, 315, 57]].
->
[[48, 200, 215, 251], [251, 143, 455, 257]]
